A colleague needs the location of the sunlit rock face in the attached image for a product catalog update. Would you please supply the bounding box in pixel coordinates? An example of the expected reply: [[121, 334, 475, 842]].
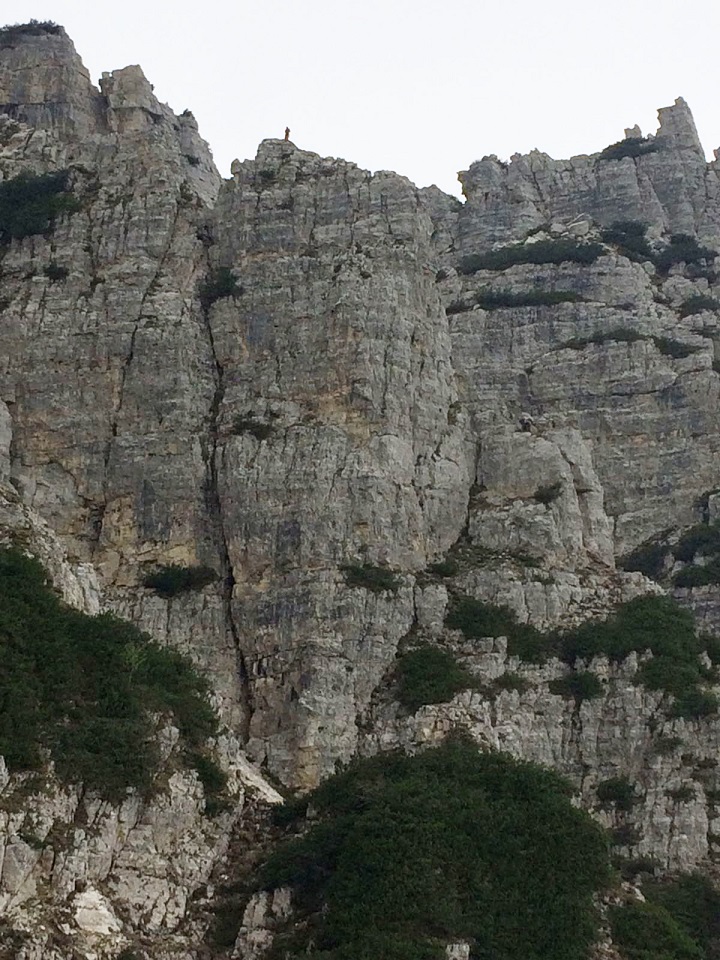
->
[[4, 19, 720, 959]]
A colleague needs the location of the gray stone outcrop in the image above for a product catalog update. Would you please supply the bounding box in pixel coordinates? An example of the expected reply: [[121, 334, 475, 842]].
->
[[4, 21, 720, 958]]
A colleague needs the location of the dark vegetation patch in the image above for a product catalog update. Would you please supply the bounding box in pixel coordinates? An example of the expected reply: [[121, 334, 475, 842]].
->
[[445, 298, 474, 315], [651, 735, 683, 756], [142, 564, 217, 598], [596, 777, 639, 812], [654, 234, 717, 276], [654, 336, 702, 359], [475, 289, 585, 309], [549, 671, 603, 702], [666, 785, 696, 803], [458, 239, 604, 275], [256, 740, 610, 960], [445, 596, 546, 660], [610, 873, 720, 960], [187, 750, 230, 815], [0, 548, 221, 801], [445, 594, 718, 716], [679, 295, 720, 318], [598, 137, 660, 162], [560, 595, 695, 665], [492, 672, 530, 694], [534, 481, 563, 505], [600, 221, 654, 261], [0, 20, 61, 46], [395, 646, 477, 711], [674, 522, 720, 563], [560, 328, 645, 351], [0, 170, 81, 244], [43, 262, 68, 282], [611, 825, 642, 847], [672, 521, 720, 588], [232, 413, 275, 440], [559, 329, 700, 359], [198, 267, 242, 310], [426, 559, 460, 578], [619, 530, 672, 580], [341, 563, 400, 594]]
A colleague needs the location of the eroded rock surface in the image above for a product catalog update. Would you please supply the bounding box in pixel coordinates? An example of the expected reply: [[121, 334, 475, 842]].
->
[[4, 20, 720, 960]]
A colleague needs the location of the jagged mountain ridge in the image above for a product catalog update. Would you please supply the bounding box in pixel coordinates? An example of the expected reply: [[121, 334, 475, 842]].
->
[[3, 20, 720, 960]]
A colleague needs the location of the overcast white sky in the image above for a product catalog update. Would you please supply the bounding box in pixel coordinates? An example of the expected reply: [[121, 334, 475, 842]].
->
[[3, 1, 720, 196]]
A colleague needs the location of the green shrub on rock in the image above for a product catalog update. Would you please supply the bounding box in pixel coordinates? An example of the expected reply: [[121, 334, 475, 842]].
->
[[0, 170, 81, 244], [445, 596, 552, 662], [610, 901, 703, 960], [474, 288, 585, 309], [396, 646, 477, 711], [598, 137, 660, 162], [341, 563, 400, 594], [0, 20, 62, 47], [458, 239, 604, 275], [596, 776, 638, 812], [679, 294, 720, 318], [198, 267, 242, 309], [549, 671, 603, 702], [600, 221, 654, 261], [654, 234, 717, 276], [256, 740, 610, 960], [618, 532, 671, 580], [0, 548, 219, 800], [143, 564, 217, 598]]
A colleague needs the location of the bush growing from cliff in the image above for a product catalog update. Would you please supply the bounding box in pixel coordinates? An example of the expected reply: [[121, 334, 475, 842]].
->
[[256, 739, 610, 960], [611, 873, 720, 960], [561, 328, 645, 351], [0, 548, 221, 800], [458, 238, 604, 275], [673, 522, 720, 563], [679, 294, 720, 318], [473, 288, 585, 309], [672, 521, 720, 588], [143, 563, 217, 598], [395, 646, 477, 711], [597, 137, 660, 162], [674, 563, 720, 588], [654, 234, 717, 275], [671, 689, 719, 719], [0, 20, 61, 46], [534, 481, 563, 505], [549, 671, 603, 702], [610, 901, 702, 960], [231, 413, 275, 440], [198, 267, 242, 309], [0, 170, 81, 243], [653, 336, 702, 360], [618, 532, 671, 580], [445, 596, 552, 661], [43, 261, 68, 282], [447, 593, 716, 713], [559, 596, 698, 665], [596, 777, 638, 812], [600, 221, 654, 261], [341, 563, 400, 594]]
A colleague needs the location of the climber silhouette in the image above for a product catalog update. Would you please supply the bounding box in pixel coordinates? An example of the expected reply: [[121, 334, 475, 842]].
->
[[284, 127, 290, 142]]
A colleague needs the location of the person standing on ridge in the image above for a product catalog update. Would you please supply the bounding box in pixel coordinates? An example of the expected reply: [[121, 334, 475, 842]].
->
[[284, 127, 290, 141]]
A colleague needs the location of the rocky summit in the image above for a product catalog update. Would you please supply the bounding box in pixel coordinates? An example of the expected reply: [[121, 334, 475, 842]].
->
[[3, 19, 720, 960]]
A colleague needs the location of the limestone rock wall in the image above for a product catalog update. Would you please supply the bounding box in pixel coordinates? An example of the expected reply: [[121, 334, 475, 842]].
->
[[4, 21, 720, 959]]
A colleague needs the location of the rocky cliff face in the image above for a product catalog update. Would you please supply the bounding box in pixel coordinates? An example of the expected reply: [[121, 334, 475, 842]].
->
[[3, 20, 720, 960]]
